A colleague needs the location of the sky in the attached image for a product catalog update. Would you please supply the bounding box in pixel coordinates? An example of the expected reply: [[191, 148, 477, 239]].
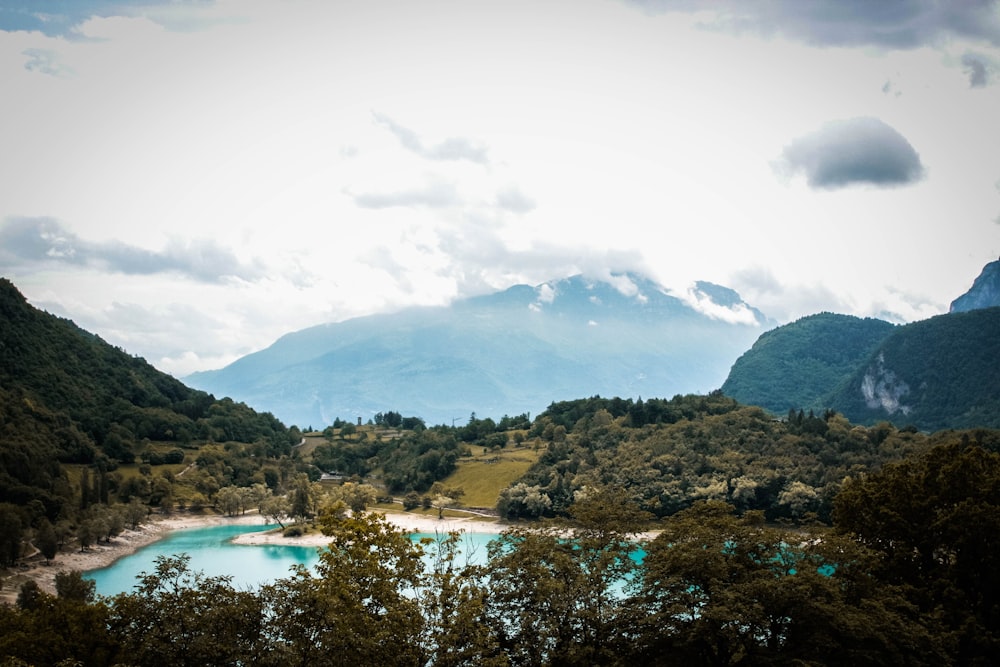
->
[[2, 0, 999, 377]]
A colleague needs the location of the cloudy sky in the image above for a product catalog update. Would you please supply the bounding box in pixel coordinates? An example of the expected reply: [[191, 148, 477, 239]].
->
[[2, 0, 999, 377]]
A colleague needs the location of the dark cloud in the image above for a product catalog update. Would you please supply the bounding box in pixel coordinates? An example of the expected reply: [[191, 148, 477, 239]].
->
[[627, 0, 1000, 49], [350, 182, 460, 209], [775, 117, 925, 189], [962, 53, 990, 87], [372, 112, 489, 165], [0, 216, 263, 282]]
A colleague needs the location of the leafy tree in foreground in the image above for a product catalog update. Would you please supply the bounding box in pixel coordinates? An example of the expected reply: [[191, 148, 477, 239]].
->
[[108, 554, 266, 667], [631, 501, 943, 666], [483, 489, 651, 667], [833, 435, 1000, 663], [262, 511, 426, 666]]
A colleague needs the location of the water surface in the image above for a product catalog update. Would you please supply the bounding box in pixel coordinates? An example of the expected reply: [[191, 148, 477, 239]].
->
[[85, 524, 498, 596]]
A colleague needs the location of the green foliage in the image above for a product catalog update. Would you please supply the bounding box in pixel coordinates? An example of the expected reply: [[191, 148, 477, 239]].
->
[[631, 501, 944, 665], [108, 554, 266, 666], [722, 312, 895, 415], [830, 307, 1000, 430], [2, 445, 998, 666], [834, 435, 1000, 661], [724, 307, 1000, 431], [503, 395, 934, 523], [0, 278, 299, 551]]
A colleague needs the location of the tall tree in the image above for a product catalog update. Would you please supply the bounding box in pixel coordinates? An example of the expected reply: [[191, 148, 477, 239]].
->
[[263, 511, 426, 666], [630, 501, 943, 666], [833, 436, 1000, 662]]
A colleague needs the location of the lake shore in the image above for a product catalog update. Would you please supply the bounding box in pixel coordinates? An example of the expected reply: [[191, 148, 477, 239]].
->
[[0, 512, 269, 605], [2, 509, 657, 606], [0, 510, 507, 604], [231, 511, 509, 546]]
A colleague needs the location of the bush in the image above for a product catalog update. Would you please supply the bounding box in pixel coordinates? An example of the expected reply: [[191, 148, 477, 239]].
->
[[283, 525, 303, 537], [402, 491, 421, 510]]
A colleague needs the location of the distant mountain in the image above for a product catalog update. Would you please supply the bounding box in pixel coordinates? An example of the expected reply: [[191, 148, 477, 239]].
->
[[950, 258, 1000, 312], [721, 305, 1000, 431], [721, 313, 896, 416], [186, 274, 773, 428]]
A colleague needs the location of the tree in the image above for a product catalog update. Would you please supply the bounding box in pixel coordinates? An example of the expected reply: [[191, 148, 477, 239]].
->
[[261, 494, 291, 529], [339, 481, 378, 513], [55, 569, 96, 603], [0, 503, 23, 566], [36, 518, 59, 562], [288, 474, 314, 521], [108, 555, 266, 666], [124, 497, 148, 530], [215, 485, 243, 516], [419, 531, 506, 667], [429, 482, 465, 520], [630, 501, 942, 665], [262, 511, 426, 665], [403, 490, 422, 510], [833, 437, 1000, 662]]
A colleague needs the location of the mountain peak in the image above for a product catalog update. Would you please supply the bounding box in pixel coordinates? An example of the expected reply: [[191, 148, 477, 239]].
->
[[950, 259, 1000, 313], [187, 272, 769, 426]]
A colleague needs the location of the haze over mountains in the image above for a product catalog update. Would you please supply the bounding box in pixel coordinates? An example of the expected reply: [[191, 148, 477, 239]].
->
[[186, 274, 772, 428]]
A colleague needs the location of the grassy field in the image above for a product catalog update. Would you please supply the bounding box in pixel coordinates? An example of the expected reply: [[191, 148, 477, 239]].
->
[[444, 445, 544, 507]]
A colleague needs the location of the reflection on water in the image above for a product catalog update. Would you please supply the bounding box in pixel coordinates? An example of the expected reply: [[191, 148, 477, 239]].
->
[[85, 523, 498, 597]]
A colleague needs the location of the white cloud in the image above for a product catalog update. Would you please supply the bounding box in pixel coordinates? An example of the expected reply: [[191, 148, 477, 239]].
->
[[1, 0, 998, 377]]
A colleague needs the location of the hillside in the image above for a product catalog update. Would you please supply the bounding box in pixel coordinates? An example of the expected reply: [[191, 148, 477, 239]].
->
[[828, 307, 1000, 430], [721, 312, 895, 415], [0, 278, 297, 541], [721, 305, 1000, 431], [186, 273, 772, 428]]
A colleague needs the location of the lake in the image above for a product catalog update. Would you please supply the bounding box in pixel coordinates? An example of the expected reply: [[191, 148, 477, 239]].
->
[[84, 524, 499, 596]]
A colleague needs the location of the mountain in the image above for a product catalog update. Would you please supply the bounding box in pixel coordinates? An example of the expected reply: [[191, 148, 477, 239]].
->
[[950, 258, 1000, 312], [721, 305, 1000, 431], [186, 274, 773, 428], [826, 307, 1000, 430], [721, 313, 896, 415], [0, 277, 291, 499]]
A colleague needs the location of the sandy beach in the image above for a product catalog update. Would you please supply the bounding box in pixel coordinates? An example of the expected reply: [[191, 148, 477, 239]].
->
[[231, 511, 508, 547], [0, 512, 270, 605]]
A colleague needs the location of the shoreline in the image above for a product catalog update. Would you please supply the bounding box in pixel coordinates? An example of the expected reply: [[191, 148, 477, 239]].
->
[[231, 511, 509, 547], [0, 510, 506, 604], [2, 509, 658, 605], [0, 512, 269, 605]]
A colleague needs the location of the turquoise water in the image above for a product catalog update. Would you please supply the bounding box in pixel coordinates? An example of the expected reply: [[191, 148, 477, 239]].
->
[[84, 524, 499, 597]]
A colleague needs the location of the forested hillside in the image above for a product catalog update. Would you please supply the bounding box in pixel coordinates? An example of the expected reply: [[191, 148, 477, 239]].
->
[[0, 278, 301, 566], [721, 312, 895, 414], [829, 307, 1000, 430], [495, 393, 963, 522], [721, 307, 1000, 430]]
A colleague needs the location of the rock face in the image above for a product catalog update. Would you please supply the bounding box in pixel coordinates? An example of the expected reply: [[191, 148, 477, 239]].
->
[[860, 352, 911, 417], [950, 259, 1000, 313]]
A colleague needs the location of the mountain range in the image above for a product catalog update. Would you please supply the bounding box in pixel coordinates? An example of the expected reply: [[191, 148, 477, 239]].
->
[[723, 259, 1000, 430], [186, 274, 772, 428]]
